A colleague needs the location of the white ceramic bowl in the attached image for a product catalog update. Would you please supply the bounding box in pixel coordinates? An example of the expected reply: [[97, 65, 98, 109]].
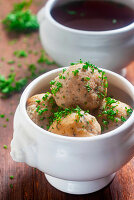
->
[[37, 0, 134, 71], [11, 68, 134, 194]]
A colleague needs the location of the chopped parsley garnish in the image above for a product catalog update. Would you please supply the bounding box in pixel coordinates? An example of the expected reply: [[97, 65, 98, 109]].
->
[[67, 10, 77, 15], [125, 107, 133, 116], [10, 175, 14, 180], [2, 123, 6, 128], [59, 73, 66, 79], [62, 69, 66, 73], [51, 81, 62, 96], [50, 80, 56, 85], [121, 116, 126, 122], [3, 0, 39, 33], [28, 64, 37, 78], [50, 106, 87, 124], [0, 73, 27, 97], [1, 57, 5, 61], [17, 63, 22, 68], [42, 92, 50, 101], [36, 100, 41, 104], [85, 84, 92, 92], [0, 114, 5, 118], [38, 108, 48, 115], [115, 118, 119, 123], [70, 59, 83, 66], [7, 60, 15, 64], [36, 105, 40, 112], [101, 71, 106, 80], [72, 69, 79, 76], [105, 97, 117, 105], [10, 184, 13, 189], [104, 82, 108, 88], [70, 63, 75, 65], [101, 126, 104, 132], [3, 145, 8, 149], [102, 119, 109, 126], [82, 64, 89, 70], [85, 77, 90, 81], [14, 50, 27, 57], [38, 51, 55, 65]]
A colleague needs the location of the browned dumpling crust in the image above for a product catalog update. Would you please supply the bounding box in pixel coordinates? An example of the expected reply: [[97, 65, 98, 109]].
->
[[49, 111, 101, 137], [96, 97, 132, 133], [26, 93, 57, 129], [50, 63, 108, 110]]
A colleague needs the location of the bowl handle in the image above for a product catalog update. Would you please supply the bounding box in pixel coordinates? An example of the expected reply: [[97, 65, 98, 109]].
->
[[37, 7, 46, 24]]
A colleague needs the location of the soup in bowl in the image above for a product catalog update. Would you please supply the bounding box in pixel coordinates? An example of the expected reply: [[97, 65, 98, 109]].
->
[[37, 0, 134, 71]]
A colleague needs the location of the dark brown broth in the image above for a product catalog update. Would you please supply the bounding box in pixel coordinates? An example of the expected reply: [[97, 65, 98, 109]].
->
[[51, 0, 134, 31]]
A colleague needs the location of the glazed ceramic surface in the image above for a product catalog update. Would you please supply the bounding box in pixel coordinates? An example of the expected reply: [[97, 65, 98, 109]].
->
[[10, 67, 134, 194], [37, 0, 134, 71]]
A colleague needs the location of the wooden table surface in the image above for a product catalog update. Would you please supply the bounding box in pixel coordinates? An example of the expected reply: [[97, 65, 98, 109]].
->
[[0, 1, 134, 200]]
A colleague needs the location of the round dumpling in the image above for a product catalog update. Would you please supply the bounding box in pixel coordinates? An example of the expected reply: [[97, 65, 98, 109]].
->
[[26, 93, 57, 129], [50, 62, 108, 110], [96, 97, 133, 133], [49, 110, 101, 137]]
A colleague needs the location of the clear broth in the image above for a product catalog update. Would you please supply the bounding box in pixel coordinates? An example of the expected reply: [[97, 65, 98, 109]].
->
[[51, 0, 134, 31]]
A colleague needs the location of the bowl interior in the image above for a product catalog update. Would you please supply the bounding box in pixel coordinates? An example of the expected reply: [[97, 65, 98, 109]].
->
[[19, 67, 134, 140]]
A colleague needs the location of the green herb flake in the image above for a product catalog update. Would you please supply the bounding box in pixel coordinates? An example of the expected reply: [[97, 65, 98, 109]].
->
[[101, 126, 104, 132], [112, 19, 117, 24], [102, 119, 109, 126], [85, 84, 92, 92], [62, 69, 66, 73], [3, 124, 7, 128], [70, 62, 75, 65], [67, 10, 77, 15], [10, 184, 13, 189], [82, 64, 88, 70], [9, 39, 17, 45], [10, 175, 14, 180], [38, 52, 55, 65], [2, 1, 39, 33], [42, 92, 50, 101], [125, 107, 133, 116], [115, 118, 119, 123], [14, 50, 27, 58], [38, 108, 48, 115], [121, 116, 126, 122], [50, 80, 56, 85], [72, 69, 79, 76], [3, 145, 8, 149], [6, 118, 9, 122], [1, 57, 5, 61], [36, 100, 41, 104], [28, 64, 36, 78], [36, 105, 40, 112], [17, 63, 22, 68], [85, 77, 90, 81], [0, 114, 5, 118], [7, 60, 15, 64], [51, 82, 62, 96]]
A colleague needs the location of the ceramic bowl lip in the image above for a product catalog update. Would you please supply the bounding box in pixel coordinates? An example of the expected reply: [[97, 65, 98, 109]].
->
[[42, 0, 134, 36], [19, 67, 134, 142]]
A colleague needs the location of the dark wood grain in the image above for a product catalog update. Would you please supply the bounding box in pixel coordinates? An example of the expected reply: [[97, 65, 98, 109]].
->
[[0, 1, 134, 200]]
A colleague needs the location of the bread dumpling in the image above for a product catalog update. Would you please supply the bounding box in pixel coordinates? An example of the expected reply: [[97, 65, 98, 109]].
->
[[26, 93, 57, 129], [50, 62, 108, 110]]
